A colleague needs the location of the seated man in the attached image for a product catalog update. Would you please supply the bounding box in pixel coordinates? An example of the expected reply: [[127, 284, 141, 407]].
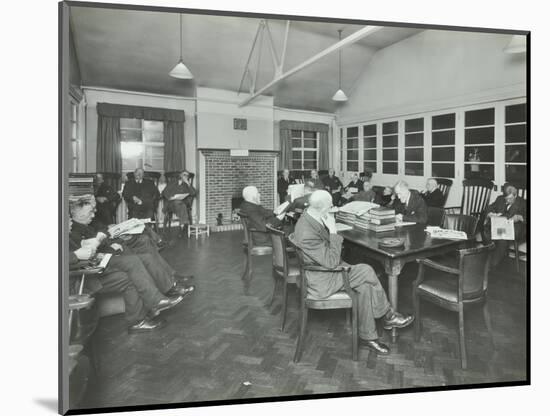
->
[[350, 181, 377, 203], [122, 168, 160, 220], [277, 169, 296, 204], [375, 185, 396, 207], [482, 183, 526, 268], [239, 186, 285, 245], [94, 173, 121, 226], [290, 190, 413, 355], [394, 180, 428, 224], [162, 170, 197, 236], [306, 169, 325, 190], [421, 178, 445, 208], [342, 173, 364, 202], [323, 168, 344, 206]]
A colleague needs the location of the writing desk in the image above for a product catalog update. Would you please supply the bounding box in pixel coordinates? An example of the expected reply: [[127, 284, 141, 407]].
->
[[339, 224, 468, 342]]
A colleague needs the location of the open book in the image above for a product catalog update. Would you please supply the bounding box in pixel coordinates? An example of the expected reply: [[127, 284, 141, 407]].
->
[[274, 201, 290, 215]]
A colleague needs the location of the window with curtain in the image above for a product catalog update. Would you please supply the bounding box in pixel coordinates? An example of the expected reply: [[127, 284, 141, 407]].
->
[[464, 107, 495, 180], [291, 130, 319, 170], [431, 113, 456, 178], [346, 127, 359, 171], [504, 103, 527, 185], [120, 118, 164, 172], [382, 121, 399, 174], [363, 124, 377, 173]]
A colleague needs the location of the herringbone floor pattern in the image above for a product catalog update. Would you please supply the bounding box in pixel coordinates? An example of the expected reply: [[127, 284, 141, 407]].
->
[[80, 231, 527, 409]]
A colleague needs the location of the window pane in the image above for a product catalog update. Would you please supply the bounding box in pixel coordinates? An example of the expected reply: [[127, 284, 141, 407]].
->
[[292, 151, 301, 159], [292, 160, 302, 169], [347, 150, 358, 160], [143, 130, 163, 142], [71, 141, 77, 159], [71, 104, 77, 121], [432, 147, 455, 161], [464, 146, 494, 162], [405, 163, 423, 176], [505, 104, 526, 124], [465, 108, 495, 127], [291, 130, 302, 138], [505, 125, 526, 143], [304, 160, 317, 170], [432, 163, 454, 178], [405, 118, 423, 132], [363, 137, 376, 148], [432, 113, 455, 130], [383, 135, 398, 148], [304, 139, 317, 149], [364, 161, 377, 172], [382, 121, 398, 134], [465, 164, 494, 180], [121, 142, 143, 159], [405, 133, 423, 147], [347, 138, 358, 149], [465, 127, 495, 144], [143, 120, 163, 131], [405, 148, 423, 161], [505, 145, 527, 163], [347, 161, 359, 171], [71, 123, 77, 139], [120, 118, 141, 129], [292, 138, 302, 148], [505, 164, 527, 184], [383, 162, 398, 174], [304, 131, 316, 139], [304, 150, 317, 160], [432, 130, 455, 146], [363, 124, 376, 136], [383, 149, 398, 160], [121, 129, 142, 142], [364, 150, 377, 160], [347, 127, 359, 137]]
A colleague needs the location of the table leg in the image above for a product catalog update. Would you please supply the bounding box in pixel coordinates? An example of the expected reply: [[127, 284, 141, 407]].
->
[[384, 260, 403, 344]]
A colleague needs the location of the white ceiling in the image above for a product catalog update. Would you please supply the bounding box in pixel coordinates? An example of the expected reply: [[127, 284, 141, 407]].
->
[[70, 7, 422, 113]]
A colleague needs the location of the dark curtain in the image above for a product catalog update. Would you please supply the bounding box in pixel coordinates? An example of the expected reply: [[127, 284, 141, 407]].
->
[[279, 120, 330, 170], [97, 116, 121, 173], [164, 121, 186, 172], [97, 102, 185, 122]]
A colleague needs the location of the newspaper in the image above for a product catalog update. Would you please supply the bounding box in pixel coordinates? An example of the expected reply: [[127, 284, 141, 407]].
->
[[108, 218, 146, 238], [287, 184, 304, 202], [426, 226, 467, 240], [491, 216, 515, 240], [338, 201, 380, 216]]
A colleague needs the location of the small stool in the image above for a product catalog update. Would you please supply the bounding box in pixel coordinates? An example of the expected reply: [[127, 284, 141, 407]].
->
[[188, 223, 210, 239]]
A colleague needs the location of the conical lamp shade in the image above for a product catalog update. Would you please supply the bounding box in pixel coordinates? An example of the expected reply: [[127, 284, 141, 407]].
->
[[332, 88, 348, 102], [503, 35, 526, 54], [169, 61, 193, 79]]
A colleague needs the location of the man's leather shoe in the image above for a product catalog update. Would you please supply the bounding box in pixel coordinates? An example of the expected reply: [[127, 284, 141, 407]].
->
[[383, 312, 414, 330], [149, 295, 183, 318], [360, 339, 390, 355], [128, 317, 166, 333], [167, 282, 195, 297]]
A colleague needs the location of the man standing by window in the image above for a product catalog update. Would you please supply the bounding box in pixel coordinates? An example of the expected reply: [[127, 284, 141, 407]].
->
[[277, 169, 296, 203], [123, 168, 160, 220]]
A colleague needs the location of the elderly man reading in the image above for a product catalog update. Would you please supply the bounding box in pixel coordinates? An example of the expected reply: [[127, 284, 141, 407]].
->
[[394, 180, 428, 224], [290, 190, 414, 355], [162, 170, 196, 236]]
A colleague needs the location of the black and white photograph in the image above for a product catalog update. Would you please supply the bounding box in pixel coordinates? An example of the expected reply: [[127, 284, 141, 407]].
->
[[58, 0, 531, 414]]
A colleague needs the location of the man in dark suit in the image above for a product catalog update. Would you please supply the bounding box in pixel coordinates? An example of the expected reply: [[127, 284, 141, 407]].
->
[[421, 178, 445, 208], [162, 170, 196, 236], [350, 181, 377, 203], [482, 184, 527, 268], [323, 168, 344, 206], [290, 190, 413, 355], [122, 168, 160, 219], [94, 173, 121, 225], [394, 180, 428, 224], [239, 186, 285, 246], [277, 169, 296, 203], [306, 169, 325, 190], [341, 173, 363, 204]]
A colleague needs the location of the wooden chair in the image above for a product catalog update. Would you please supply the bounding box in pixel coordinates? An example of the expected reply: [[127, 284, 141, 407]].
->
[[125, 171, 162, 231], [288, 235, 359, 363], [434, 177, 453, 206], [413, 243, 495, 369], [238, 213, 273, 284], [446, 179, 493, 232], [266, 225, 299, 331], [443, 214, 479, 239], [427, 207, 445, 227]]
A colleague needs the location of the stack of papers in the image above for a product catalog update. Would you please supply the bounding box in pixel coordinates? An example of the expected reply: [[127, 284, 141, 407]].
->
[[335, 223, 354, 232], [426, 226, 467, 240], [339, 201, 380, 216]]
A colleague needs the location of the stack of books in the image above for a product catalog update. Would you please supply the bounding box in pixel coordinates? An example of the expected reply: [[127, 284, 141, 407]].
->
[[354, 207, 397, 232], [336, 210, 357, 226], [68, 174, 95, 196]]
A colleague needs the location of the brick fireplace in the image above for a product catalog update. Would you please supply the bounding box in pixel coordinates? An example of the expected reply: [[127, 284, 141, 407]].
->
[[200, 149, 278, 226]]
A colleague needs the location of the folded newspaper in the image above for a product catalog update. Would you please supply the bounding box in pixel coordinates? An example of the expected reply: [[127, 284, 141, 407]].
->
[[338, 201, 380, 217], [108, 218, 148, 238], [426, 226, 467, 240]]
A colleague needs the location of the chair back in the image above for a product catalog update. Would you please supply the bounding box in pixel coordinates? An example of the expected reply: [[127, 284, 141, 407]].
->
[[238, 212, 250, 246], [288, 234, 308, 296], [458, 243, 494, 297], [460, 178, 493, 219], [434, 178, 453, 206], [443, 214, 478, 239], [427, 207, 445, 227], [267, 225, 288, 275]]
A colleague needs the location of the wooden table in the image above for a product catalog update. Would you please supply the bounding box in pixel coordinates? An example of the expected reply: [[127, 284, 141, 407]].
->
[[339, 224, 468, 342]]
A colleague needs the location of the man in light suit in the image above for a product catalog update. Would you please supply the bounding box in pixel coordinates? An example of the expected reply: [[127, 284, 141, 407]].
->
[[394, 180, 428, 224], [290, 190, 414, 355]]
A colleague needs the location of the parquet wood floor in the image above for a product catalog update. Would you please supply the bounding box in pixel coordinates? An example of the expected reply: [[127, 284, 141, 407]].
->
[[79, 230, 527, 410]]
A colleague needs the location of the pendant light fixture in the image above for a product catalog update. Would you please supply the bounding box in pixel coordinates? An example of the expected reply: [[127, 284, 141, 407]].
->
[[169, 14, 193, 79], [332, 29, 348, 102]]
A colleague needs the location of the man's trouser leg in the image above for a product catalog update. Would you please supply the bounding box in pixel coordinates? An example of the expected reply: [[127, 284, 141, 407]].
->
[[135, 253, 175, 294], [97, 271, 147, 323]]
